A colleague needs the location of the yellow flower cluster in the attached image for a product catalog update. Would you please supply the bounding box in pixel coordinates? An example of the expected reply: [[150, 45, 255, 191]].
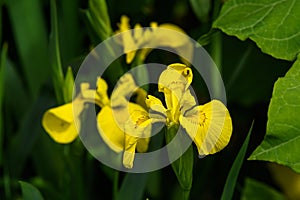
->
[[42, 63, 232, 169]]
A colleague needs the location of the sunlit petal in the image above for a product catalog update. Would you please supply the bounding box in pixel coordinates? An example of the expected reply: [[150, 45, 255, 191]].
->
[[180, 100, 232, 156]]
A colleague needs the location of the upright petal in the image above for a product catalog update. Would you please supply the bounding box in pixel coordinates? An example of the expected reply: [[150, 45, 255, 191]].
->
[[180, 100, 232, 156], [158, 64, 193, 123], [96, 77, 110, 107], [117, 15, 137, 64]]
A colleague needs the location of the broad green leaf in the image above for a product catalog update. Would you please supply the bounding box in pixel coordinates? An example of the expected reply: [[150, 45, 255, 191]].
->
[[249, 55, 300, 173], [221, 122, 253, 200], [116, 173, 148, 200], [241, 178, 286, 200], [19, 181, 44, 200], [7, 0, 49, 98], [49, 0, 65, 104], [165, 124, 193, 199], [213, 0, 300, 61]]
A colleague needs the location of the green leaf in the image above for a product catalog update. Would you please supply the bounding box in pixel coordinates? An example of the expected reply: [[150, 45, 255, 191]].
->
[[249, 55, 300, 173], [221, 122, 253, 200], [241, 178, 286, 200], [19, 181, 44, 200], [213, 0, 300, 61], [116, 173, 148, 200], [49, 0, 65, 104], [86, 0, 112, 41], [190, 0, 211, 22], [7, 0, 49, 98], [8, 96, 54, 177], [0, 43, 7, 166], [165, 124, 193, 199]]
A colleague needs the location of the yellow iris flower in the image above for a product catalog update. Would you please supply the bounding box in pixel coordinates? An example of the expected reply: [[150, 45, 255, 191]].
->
[[42, 74, 150, 168], [138, 63, 233, 157], [116, 15, 193, 64], [42, 63, 232, 168]]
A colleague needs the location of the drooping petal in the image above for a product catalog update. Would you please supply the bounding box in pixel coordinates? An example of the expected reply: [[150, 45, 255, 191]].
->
[[123, 134, 138, 169], [179, 89, 197, 115], [97, 106, 125, 152], [123, 107, 152, 168], [151, 25, 194, 64], [97, 103, 150, 155], [42, 101, 83, 144], [179, 100, 232, 156]]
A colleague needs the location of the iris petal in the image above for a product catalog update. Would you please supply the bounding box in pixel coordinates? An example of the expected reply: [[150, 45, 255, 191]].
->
[[42, 102, 83, 144], [180, 100, 232, 156]]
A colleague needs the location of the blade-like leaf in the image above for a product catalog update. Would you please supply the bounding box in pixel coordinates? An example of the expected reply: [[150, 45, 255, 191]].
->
[[249, 55, 300, 173], [165, 124, 193, 199], [0, 43, 7, 166], [116, 173, 148, 200], [86, 0, 112, 41], [221, 122, 253, 200], [19, 181, 44, 200], [213, 0, 300, 61], [190, 0, 211, 22], [7, 0, 49, 97], [241, 178, 286, 200], [49, 0, 65, 104]]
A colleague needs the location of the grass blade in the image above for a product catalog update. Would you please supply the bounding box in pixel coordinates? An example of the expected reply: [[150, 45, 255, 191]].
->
[[221, 121, 254, 200]]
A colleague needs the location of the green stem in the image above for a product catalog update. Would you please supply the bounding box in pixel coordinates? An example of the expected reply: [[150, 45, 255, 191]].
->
[[113, 170, 119, 199]]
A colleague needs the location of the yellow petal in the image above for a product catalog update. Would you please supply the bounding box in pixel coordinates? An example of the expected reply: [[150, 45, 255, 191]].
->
[[96, 77, 110, 107], [151, 25, 193, 63], [123, 108, 152, 168], [180, 100, 232, 156], [42, 102, 82, 143], [123, 134, 138, 169], [158, 64, 192, 122], [133, 88, 148, 109], [145, 95, 167, 123], [97, 106, 125, 152], [168, 63, 193, 86], [97, 102, 150, 154], [80, 82, 102, 106], [117, 16, 137, 64], [111, 73, 137, 108]]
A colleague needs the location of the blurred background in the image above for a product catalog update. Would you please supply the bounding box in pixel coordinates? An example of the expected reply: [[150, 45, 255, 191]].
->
[[0, 0, 296, 199]]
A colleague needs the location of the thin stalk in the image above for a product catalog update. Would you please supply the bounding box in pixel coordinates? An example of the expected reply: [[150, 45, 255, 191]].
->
[[113, 170, 119, 199]]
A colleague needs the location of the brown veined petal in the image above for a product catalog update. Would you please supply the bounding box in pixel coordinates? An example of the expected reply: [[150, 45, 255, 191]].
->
[[42, 100, 83, 144], [179, 100, 232, 156]]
